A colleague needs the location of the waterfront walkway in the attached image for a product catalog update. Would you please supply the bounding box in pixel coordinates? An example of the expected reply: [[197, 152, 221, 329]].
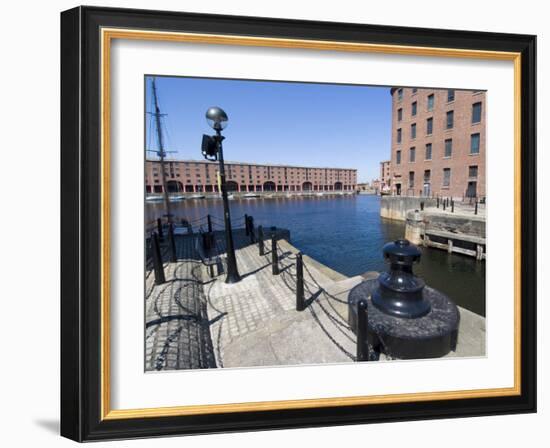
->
[[145, 223, 485, 371]]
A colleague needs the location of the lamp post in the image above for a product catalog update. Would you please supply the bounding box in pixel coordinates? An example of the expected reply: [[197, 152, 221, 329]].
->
[[201, 107, 241, 283]]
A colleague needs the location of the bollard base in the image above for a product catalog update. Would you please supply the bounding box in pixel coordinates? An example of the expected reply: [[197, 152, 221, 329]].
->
[[348, 279, 460, 360]]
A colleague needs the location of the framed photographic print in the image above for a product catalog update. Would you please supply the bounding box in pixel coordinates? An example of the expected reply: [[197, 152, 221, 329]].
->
[[60, 6, 537, 442]]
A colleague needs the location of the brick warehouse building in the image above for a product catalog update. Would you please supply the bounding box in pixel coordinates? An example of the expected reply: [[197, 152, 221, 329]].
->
[[145, 160, 357, 194], [390, 87, 486, 199], [380, 160, 391, 193]]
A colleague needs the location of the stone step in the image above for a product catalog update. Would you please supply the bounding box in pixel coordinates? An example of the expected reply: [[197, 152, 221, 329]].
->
[[325, 275, 364, 296], [315, 276, 364, 321]]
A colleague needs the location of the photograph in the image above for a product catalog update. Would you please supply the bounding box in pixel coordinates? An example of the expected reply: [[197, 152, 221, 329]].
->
[[143, 76, 487, 371]]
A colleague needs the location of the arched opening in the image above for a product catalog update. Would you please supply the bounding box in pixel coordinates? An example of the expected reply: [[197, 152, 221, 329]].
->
[[167, 180, 183, 192], [226, 181, 239, 192], [334, 182, 343, 191], [302, 181, 313, 191], [263, 181, 276, 191]]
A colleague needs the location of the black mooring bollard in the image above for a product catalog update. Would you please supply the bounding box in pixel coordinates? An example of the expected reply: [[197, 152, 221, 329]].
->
[[296, 253, 305, 311], [207, 214, 213, 233], [157, 218, 164, 240], [151, 232, 166, 285], [271, 235, 279, 275], [244, 214, 250, 236], [475, 200, 478, 215], [258, 225, 265, 256], [356, 299, 369, 362], [420, 201, 424, 211], [168, 223, 177, 262]]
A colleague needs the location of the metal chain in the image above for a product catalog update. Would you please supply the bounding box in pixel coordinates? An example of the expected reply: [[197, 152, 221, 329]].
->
[[154, 326, 183, 371], [275, 245, 354, 341], [308, 305, 356, 361]]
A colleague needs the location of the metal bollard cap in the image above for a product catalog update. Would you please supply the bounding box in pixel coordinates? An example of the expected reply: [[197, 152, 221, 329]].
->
[[382, 239, 421, 270]]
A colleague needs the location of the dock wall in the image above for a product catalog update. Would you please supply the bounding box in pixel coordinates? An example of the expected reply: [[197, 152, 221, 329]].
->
[[423, 212, 485, 239], [404, 209, 486, 259], [380, 196, 436, 221]]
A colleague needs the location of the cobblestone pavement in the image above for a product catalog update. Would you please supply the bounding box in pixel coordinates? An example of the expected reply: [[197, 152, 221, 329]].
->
[[205, 231, 362, 368], [145, 233, 216, 371]]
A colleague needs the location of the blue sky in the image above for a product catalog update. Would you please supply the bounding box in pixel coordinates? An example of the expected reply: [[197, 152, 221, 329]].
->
[[145, 76, 392, 182]]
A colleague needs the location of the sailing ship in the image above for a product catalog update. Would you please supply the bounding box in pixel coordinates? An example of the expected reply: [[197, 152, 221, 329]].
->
[[145, 77, 185, 210]]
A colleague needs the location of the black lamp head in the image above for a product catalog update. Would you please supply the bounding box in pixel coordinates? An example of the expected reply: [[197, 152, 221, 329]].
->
[[206, 106, 228, 131]]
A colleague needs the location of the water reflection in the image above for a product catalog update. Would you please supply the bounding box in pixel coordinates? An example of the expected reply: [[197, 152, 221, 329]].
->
[[146, 195, 485, 316]]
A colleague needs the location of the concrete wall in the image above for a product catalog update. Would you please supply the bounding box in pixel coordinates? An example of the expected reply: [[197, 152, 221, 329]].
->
[[405, 210, 424, 244], [380, 196, 437, 221]]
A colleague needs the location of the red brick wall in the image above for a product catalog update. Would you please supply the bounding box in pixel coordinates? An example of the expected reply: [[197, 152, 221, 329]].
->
[[380, 160, 391, 190], [145, 160, 357, 193], [390, 87, 486, 199]]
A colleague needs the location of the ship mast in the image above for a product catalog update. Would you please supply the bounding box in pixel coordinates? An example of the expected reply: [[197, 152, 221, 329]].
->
[[150, 77, 173, 226]]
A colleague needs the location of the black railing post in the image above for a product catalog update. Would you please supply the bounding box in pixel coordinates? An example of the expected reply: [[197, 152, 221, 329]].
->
[[258, 225, 265, 256], [271, 234, 279, 275], [182, 219, 193, 235], [207, 214, 213, 233], [168, 223, 177, 262], [201, 231, 209, 252], [157, 218, 164, 241], [443, 199, 446, 211], [151, 232, 166, 285], [356, 299, 369, 362], [244, 214, 250, 236], [436, 197, 440, 208], [420, 201, 424, 211], [475, 200, 478, 215], [296, 253, 305, 311], [451, 199, 454, 213], [249, 216, 255, 243]]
